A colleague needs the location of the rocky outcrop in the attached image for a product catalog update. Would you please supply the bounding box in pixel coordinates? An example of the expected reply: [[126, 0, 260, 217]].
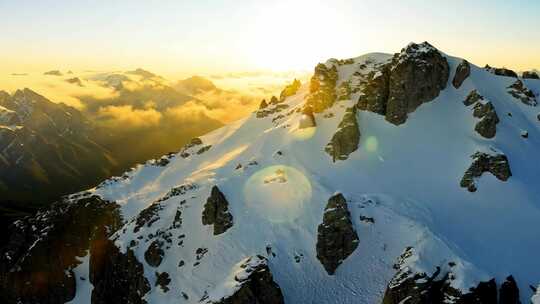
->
[[485, 65, 518, 78], [0, 195, 121, 304], [357, 42, 449, 125], [305, 63, 339, 113], [383, 248, 522, 304], [144, 240, 165, 267], [316, 193, 359, 275], [385, 42, 450, 124], [499, 276, 520, 304], [202, 186, 234, 235], [358, 67, 391, 115], [523, 71, 540, 79], [90, 234, 151, 304], [279, 79, 301, 101], [206, 255, 284, 304], [453, 60, 471, 89], [155, 272, 171, 292], [460, 152, 512, 192], [325, 107, 360, 161], [507, 80, 538, 106], [473, 102, 500, 138], [464, 90, 484, 106], [259, 99, 268, 110], [298, 106, 316, 129]]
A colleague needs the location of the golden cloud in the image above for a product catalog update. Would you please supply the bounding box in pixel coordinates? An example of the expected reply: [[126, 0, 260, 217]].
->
[[97, 105, 162, 128]]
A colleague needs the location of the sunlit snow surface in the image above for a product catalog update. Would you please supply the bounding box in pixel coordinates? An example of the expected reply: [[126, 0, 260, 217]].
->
[[70, 52, 540, 303]]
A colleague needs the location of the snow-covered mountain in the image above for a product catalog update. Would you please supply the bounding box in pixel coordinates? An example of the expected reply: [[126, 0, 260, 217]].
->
[[0, 88, 117, 202], [2, 42, 540, 304]]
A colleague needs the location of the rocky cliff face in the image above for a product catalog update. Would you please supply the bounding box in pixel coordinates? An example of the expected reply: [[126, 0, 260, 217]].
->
[[357, 42, 449, 125], [0, 195, 121, 304], [325, 107, 360, 161]]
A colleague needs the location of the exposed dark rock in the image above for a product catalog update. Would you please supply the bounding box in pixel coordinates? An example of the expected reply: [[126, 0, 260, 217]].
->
[[460, 152, 512, 192], [202, 186, 234, 235], [304, 63, 339, 113], [269, 96, 279, 105], [197, 145, 212, 155], [156, 183, 198, 203], [453, 60, 471, 89], [144, 240, 164, 267], [460, 279, 498, 303], [464, 90, 484, 106], [259, 99, 268, 109], [155, 272, 171, 293], [325, 107, 360, 162], [90, 233, 150, 304], [299, 106, 316, 129], [385, 42, 449, 125], [507, 80, 538, 106], [359, 215, 375, 224], [180, 138, 204, 158], [522, 71, 540, 79], [499, 276, 520, 304], [316, 193, 359, 275], [0, 195, 121, 304], [357, 42, 449, 125], [383, 248, 522, 304], [485, 65, 518, 78], [358, 67, 390, 114], [472, 102, 500, 139], [337, 80, 353, 100], [208, 255, 284, 304], [133, 203, 163, 233], [279, 79, 301, 101], [256, 103, 289, 118]]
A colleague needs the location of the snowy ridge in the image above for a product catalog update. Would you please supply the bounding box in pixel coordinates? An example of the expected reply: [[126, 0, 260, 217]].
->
[[64, 44, 540, 303]]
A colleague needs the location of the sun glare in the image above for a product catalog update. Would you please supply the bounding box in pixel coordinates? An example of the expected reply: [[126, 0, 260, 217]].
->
[[244, 0, 347, 71]]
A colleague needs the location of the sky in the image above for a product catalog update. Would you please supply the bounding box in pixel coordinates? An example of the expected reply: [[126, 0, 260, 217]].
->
[[1, 0, 539, 78]]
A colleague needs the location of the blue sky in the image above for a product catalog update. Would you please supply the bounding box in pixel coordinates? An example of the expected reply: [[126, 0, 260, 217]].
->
[[1, 0, 539, 76]]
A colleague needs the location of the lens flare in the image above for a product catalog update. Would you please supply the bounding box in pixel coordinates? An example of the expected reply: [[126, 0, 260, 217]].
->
[[243, 165, 312, 222], [365, 136, 378, 153]]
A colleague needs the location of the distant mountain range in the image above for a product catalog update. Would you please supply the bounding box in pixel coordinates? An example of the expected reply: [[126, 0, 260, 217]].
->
[[0, 72, 232, 230]]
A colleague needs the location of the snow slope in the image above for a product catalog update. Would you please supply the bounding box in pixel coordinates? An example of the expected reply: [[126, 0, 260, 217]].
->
[[69, 49, 540, 303]]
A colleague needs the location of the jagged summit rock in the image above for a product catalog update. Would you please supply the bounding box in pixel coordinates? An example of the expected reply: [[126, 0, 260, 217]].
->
[[202, 186, 234, 235], [316, 193, 359, 275], [357, 41, 449, 125]]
